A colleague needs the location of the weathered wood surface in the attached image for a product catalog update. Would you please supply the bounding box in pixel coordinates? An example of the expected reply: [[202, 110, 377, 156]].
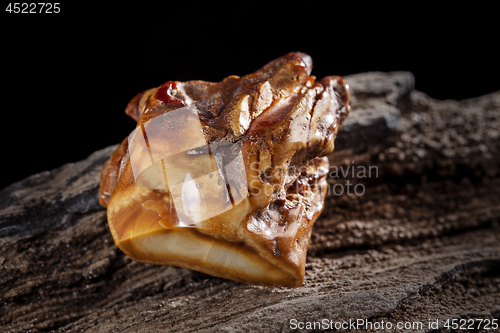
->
[[1, 72, 499, 332]]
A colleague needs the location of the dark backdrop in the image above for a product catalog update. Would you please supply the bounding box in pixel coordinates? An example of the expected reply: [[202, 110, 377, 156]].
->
[[1, 4, 498, 190]]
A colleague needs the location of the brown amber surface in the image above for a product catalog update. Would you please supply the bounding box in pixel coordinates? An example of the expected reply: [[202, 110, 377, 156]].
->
[[99, 52, 350, 287]]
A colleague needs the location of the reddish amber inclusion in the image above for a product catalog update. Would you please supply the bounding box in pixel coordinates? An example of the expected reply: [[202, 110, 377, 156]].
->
[[155, 81, 183, 105]]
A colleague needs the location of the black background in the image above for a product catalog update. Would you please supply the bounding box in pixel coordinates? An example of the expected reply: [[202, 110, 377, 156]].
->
[[1, 4, 498, 190]]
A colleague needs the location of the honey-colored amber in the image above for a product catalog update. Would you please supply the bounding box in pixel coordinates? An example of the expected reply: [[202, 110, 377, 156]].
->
[[100, 52, 350, 287]]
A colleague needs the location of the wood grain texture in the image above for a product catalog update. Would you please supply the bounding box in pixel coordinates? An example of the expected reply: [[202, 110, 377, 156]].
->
[[1, 72, 499, 333]]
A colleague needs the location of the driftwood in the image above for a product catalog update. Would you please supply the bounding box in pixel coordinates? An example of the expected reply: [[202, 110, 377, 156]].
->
[[1, 72, 499, 332]]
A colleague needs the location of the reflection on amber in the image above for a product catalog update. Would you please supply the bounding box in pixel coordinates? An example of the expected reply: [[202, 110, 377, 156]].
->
[[127, 105, 248, 227]]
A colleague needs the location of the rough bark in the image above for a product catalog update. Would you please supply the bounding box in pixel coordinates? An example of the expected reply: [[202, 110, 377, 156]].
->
[[1, 72, 499, 333]]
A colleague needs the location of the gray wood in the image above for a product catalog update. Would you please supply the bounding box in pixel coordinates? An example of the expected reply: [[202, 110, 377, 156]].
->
[[1, 72, 499, 332]]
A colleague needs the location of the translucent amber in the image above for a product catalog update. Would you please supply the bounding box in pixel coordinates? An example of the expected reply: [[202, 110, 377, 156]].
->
[[100, 52, 350, 287]]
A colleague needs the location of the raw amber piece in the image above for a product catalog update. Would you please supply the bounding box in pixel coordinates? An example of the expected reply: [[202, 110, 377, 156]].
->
[[99, 52, 350, 287]]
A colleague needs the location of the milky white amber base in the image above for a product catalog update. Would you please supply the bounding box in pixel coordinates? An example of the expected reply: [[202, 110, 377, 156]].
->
[[119, 228, 294, 286]]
